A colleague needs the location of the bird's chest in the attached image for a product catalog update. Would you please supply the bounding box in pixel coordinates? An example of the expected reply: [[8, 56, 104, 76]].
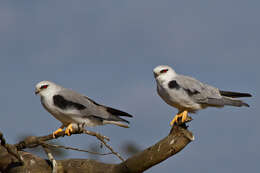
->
[[157, 84, 194, 109], [41, 96, 72, 124], [41, 96, 59, 116]]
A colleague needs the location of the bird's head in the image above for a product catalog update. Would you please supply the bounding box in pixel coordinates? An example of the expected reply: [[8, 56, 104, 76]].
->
[[35, 81, 60, 96], [153, 65, 177, 82]]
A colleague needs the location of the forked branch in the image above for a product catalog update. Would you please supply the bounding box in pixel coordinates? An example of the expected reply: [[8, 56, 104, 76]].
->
[[0, 122, 194, 173]]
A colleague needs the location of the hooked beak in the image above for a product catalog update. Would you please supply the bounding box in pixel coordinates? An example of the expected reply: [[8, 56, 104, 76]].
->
[[35, 89, 40, 95]]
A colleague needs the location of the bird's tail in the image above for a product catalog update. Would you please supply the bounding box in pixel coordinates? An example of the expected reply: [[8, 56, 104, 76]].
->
[[103, 120, 129, 128], [101, 105, 133, 128], [105, 107, 133, 117], [222, 97, 250, 107], [220, 90, 252, 98]]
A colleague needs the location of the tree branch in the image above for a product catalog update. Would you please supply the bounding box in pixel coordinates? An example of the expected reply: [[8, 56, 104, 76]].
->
[[0, 124, 193, 173], [41, 144, 58, 173], [14, 128, 124, 161], [39, 141, 112, 156], [14, 129, 109, 151]]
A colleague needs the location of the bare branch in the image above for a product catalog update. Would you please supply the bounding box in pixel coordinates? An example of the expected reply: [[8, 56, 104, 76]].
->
[[91, 130, 125, 162], [14, 128, 109, 150], [14, 128, 123, 161], [1, 124, 193, 173], [39, 141, 112, 156], [82, 129, 110, 141], [41, 143, 58, 173], [0, 132, 24, 164], [114, 125, 194, 172]]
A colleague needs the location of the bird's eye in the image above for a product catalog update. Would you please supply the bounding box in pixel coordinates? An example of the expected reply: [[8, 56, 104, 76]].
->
[[160, 69, 168, 73], [40, 85, 48, 89]]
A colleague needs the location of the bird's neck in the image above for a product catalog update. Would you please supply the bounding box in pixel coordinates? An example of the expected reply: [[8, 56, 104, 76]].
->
[[156, 77, 167, 85]]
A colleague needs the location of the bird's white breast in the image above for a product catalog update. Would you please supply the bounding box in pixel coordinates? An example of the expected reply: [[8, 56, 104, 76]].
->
[[157, 81, 202, 111], [41, 95, 72, 125]]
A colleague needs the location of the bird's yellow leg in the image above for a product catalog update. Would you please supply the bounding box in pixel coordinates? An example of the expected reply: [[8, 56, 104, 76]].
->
[[181, 110, 188, 123], [65, 124, 74, 136], [170, 110, 188, 126], [52, 125, 65, 138]]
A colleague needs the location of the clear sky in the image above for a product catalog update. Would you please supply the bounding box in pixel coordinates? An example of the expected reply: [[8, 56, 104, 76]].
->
[[0, 1, 259, 172]]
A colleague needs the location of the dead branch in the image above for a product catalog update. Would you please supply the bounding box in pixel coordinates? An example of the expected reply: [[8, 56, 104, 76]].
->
[[39, 141, 112, 156], [92, 131, 125, 161], [0, 132, 24, 164], [41, 144, 58, 173], [14, 128, 109, 150], [0, 124, 193, 173], [14, 128, 123, 161]]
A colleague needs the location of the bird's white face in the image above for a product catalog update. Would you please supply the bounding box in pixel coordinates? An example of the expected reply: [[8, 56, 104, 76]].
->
[[35, 81, 59, 96], [153, 65, 177, 83]]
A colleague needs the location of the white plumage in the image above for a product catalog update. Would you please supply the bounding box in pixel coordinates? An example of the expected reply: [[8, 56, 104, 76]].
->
[[35, 81, 133, 137], [153, 65, 251, 125]]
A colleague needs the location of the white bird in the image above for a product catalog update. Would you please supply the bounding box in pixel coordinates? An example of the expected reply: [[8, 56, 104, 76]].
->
[[35, 81, 133, 138], [153, 65, 251, 126]]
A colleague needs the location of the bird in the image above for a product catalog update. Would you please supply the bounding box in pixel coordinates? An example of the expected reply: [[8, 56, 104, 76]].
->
[[35, 81, 133, 138], [153, 65, 252, 126]]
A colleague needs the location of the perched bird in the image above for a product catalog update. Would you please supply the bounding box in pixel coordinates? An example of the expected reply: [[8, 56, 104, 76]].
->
[[153, 65, 251, 126], [35, 81, 133, 138]]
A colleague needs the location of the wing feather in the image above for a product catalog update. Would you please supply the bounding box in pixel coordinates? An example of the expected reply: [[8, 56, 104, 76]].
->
[[56, 89, 111, 119], [56, 88, 132, 122], [175, 75, 222, 104]]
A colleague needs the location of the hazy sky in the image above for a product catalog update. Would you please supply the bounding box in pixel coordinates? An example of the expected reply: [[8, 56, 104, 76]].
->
[[0, 1, 259, 172]]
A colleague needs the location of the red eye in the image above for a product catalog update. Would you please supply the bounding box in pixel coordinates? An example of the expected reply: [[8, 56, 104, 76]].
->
[[40, 85, 48, 89], [160, 69, 168, 73]]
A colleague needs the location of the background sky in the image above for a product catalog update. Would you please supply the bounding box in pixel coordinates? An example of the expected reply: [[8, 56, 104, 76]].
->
[[0, 1, 259, 172]]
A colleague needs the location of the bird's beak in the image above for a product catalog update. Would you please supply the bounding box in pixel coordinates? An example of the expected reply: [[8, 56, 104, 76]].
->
[[35, 89, 40, 95], [153, 72, 158, 78]]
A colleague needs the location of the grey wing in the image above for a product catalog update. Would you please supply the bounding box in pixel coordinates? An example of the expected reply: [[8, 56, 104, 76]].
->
[[56, 89, 111, 119], [175, 75, 223, 105], [175, 75, 250, 107], [56, 89, 132, 122]]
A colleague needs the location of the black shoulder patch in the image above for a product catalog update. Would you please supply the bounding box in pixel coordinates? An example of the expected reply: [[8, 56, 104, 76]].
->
[[53, 95, 86, 110], [168, 80, 180, 89]]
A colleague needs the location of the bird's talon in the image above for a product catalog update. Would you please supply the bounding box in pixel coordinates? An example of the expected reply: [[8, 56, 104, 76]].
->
[[52, 128, 64, 138], [181, 111, 188, 123], [170, 110, 188, 126], [65, 124, 74, 136], [170, 116, 178, 126]]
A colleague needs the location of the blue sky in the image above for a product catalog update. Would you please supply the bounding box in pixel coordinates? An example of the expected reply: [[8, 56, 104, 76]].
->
[[0, 1, 259, 172]]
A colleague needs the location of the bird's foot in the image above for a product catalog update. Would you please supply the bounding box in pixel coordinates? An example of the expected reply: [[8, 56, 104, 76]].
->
[[170, 110, 188, 126], [52, 128, 64, 138], [65, 124, 74, 136]]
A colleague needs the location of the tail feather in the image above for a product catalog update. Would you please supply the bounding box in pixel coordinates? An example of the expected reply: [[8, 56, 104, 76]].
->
[[205, 97, 249, 107], [105, 107, 133, 117], [103, 120, 129, 128], [220, 90, 252, 98], [222, 97, 249, 107], [104, 106, 132, 125]]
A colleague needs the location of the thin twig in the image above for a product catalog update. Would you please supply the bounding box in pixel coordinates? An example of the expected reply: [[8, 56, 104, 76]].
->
[[87, 130, 125, 162], [39, 141, 112, 156], [82, 129, 110, 141], [14, 128, 123, 161], [41, 143, 58, 173], [14, 128, 109, 150]]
